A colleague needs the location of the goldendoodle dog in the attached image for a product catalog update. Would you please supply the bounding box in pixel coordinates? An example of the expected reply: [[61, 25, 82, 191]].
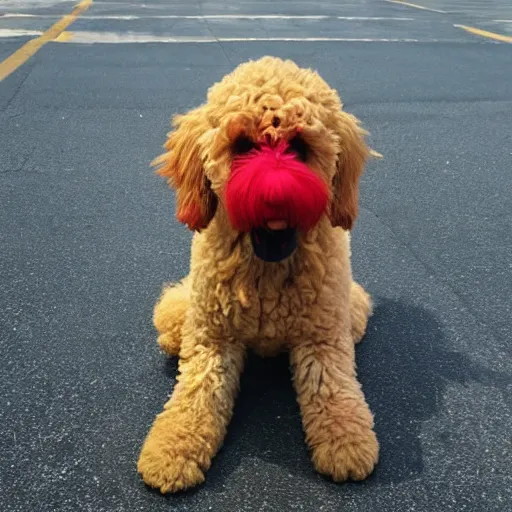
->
[[137, 56, 379, 493]]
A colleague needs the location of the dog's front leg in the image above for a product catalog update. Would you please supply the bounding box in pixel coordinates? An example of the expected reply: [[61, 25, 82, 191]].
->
[[291, 334, 378, 482], [137, 326, 245, 493]]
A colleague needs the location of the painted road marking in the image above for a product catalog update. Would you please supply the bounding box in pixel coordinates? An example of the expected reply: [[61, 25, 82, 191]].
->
[[50, 32, 419, 43], [383, 0, 447, 14], [0, 29, 43, 37], [0, 14, 415, 21], [0, 0, 92, 81], [455, 24, 512, 43], [220, 37, 419, 42]]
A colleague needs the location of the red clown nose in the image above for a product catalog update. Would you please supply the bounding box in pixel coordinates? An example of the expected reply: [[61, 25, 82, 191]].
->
[[225, 141, 329, 232]]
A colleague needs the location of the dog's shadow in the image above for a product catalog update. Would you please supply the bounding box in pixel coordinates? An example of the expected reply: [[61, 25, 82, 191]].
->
[[163, 298, 509, 489]]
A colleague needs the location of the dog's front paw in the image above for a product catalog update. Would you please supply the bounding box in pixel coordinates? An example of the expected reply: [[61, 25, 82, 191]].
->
[[312, 428, 379, 482], [137, 417, 212, 494], [138, 442, 205, 493]]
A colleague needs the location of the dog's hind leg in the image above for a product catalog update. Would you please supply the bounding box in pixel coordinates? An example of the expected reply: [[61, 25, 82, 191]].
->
[[350, 281, 373, 344], [153, 278, 190, 356]]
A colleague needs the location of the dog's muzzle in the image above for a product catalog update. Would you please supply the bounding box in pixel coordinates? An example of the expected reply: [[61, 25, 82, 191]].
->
[[225, 141, 329, 262]]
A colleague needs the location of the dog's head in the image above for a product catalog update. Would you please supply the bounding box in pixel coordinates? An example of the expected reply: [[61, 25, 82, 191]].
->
[[154, 57, 373, 261]]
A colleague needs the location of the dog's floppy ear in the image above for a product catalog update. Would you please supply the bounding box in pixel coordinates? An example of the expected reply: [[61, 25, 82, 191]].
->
[[329, 111, 371, 231], [153, 108, 217, 231]]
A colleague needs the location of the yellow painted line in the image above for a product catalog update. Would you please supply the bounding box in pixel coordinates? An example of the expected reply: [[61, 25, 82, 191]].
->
[[383, 0, 447, 14], [0, 0, 92, 81], [54, 31, 75, 43], [455, 24, 512, 43]]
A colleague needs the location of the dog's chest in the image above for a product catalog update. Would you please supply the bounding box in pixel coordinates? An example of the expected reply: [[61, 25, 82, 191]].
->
[[226, 270, 323, 350]]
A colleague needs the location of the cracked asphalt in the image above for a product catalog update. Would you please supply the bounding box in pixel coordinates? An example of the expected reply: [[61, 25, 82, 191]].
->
[[1, 1, 511, 511]]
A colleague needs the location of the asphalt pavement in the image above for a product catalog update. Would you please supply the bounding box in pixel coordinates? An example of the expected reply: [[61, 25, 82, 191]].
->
[[1, 1, 511, 511]]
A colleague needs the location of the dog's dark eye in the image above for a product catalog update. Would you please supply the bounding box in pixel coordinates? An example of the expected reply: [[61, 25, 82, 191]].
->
[[288, 136, 309, 162], [233, 136, 257, 155]]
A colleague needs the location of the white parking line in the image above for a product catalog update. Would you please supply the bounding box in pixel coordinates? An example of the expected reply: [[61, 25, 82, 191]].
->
[[220, 37, 419, 42], [0, 28, 43, 37], [383, 0, 447, 14], [1, 13, 415, 21], [45, 31, 419, 43]]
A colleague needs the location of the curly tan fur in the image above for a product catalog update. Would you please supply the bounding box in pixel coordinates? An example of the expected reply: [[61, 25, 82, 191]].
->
[[138, 57, 378, 493]]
